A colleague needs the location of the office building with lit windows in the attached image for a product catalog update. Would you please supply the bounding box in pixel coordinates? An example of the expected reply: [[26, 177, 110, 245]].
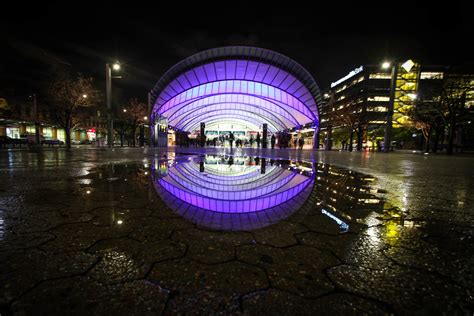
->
[[319, 61, 473, 150]]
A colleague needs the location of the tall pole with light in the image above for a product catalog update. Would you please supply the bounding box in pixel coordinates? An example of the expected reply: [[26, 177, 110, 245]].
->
[[140, 115, 147, 147], [33, 93, 40, 148], [106, 62, 121, 148], [147, 92, 151, 147], [382, 61, 398, 153]]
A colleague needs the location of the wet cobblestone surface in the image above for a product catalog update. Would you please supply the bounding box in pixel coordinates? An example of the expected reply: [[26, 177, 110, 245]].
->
[[0, 147, 473, 315]]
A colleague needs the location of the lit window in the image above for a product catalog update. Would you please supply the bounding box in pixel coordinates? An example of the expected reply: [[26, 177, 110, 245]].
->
[[57, 129, 66, 142], [336, 85, 347, 93], [368, 96, 390, 102], [367, 106, 387, 112], [420, 72, 444, 79], [43, 127, 53, 138], [6, 127, 20, 139], [369, 73, 392, 79]]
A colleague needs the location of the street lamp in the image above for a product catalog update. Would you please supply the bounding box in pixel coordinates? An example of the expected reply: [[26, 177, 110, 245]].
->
[[381, 61, 391, 69], [139, 116, 148, 147], [32, 94, 40, 148], [106, 62, 121, 148], [382, 60, 398, 153]]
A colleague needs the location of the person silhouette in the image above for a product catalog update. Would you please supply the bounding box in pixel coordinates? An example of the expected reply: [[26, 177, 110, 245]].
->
[[298, 137, 304, 150], [229, 132, 235, 148]]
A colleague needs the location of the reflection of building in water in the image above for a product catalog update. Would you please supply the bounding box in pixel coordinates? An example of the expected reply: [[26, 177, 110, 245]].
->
[[313, 162, 411, 240], [314, 163, 384, 226], [151, 155, 314, 230]]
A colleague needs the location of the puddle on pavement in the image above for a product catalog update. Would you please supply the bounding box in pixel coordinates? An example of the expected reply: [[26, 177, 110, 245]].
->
[[73, 154, 410, 233], [155, 154, 412, 232]]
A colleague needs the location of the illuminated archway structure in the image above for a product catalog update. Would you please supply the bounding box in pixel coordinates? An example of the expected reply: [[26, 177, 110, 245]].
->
[[150, 46, 322, 146]]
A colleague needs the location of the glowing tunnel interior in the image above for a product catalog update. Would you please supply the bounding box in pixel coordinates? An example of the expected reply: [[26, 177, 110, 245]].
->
[[150, 46, 322, 137]]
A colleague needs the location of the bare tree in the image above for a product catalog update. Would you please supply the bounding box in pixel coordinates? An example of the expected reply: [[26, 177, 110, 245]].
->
[[329, 106, 361, 152], [123, 98, 147, 147], [412, 105, 441, 152], [411, 90, 444, 153], [114, 108, 130, 147], [409, 74, 473, 154], [47, 72, 101, 148], [438, 77, 472, 154]]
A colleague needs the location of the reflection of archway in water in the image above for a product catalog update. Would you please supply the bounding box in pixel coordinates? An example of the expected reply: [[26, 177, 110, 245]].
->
[[152, 155, 314, 230]]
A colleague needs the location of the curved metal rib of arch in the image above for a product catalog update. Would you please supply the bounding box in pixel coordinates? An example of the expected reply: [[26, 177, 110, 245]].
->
[[181, 112, 282, 133], [175, 106, 288, 131], [166, 94, 301, 128], [156, 80, 316, 124]]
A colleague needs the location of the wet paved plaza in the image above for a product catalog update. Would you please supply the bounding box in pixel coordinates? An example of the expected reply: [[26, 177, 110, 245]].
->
[[0, 147, 473, 315]]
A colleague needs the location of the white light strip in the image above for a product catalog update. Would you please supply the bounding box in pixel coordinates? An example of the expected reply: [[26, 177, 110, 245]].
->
[[331, 66, 364, 88]]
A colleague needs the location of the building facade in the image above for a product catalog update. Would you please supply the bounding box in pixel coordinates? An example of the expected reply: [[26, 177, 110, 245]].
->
[[320, 61, 473, 151], [0, 93, 106, 145]]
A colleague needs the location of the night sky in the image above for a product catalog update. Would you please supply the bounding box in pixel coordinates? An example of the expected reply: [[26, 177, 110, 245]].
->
[[1, 1, 473, 104]]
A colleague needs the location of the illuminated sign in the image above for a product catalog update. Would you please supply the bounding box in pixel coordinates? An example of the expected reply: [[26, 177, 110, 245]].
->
[[331, 66, 364, 88], [401, 59, 415, 72]]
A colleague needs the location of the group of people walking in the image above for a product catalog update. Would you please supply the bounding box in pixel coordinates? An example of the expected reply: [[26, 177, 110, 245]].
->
[[176, 130, 306, 149]]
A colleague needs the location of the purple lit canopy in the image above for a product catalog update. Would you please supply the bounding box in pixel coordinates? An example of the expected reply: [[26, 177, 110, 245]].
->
[[150, 47, 322, 133]]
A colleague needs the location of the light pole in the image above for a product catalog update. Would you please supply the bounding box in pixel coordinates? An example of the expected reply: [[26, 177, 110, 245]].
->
[[140, 116, 147, 147], [33, 93, 40, 148], [382, 61, 398, 153], [106, 62, 121, 148]]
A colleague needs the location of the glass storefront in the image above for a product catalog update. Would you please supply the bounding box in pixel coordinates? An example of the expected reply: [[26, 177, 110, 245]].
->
[[6, 127, 20, 139], [26, 125, 36, 134], [43, 127, 53, 138], [57, 129, 65, 142]]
